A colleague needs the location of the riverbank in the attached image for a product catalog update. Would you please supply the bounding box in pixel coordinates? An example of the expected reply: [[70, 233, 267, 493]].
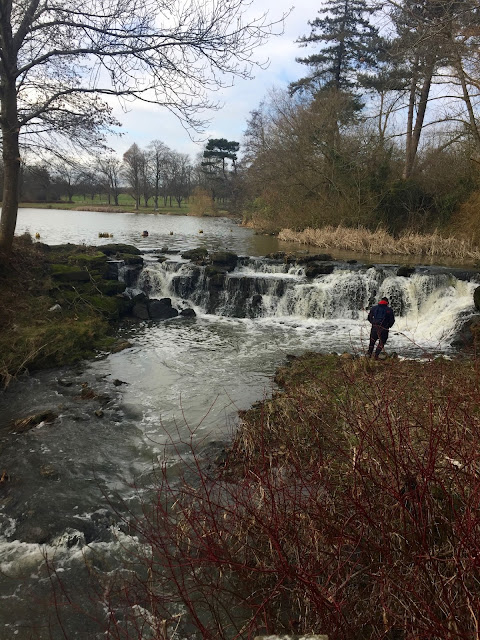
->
[[0, 236, 136, 387], [277, 225, 480, 262], [133, 351, 480, 639]]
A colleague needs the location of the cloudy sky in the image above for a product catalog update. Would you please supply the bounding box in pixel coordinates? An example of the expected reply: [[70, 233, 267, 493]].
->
[[107, 0, 315, 161]]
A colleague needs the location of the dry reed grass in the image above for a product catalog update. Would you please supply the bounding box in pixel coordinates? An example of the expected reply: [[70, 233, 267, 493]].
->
[[278, 225, 480, 260]]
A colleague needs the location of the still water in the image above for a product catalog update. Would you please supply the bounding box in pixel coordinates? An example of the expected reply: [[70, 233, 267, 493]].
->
[[0, 208, 478, 638]]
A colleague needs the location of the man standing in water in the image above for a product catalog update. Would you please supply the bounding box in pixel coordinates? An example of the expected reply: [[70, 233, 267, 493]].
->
[[367, 297, 395, 359]]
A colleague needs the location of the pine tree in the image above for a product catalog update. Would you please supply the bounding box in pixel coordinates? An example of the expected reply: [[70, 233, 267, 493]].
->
[[290, 0, 379, 96]]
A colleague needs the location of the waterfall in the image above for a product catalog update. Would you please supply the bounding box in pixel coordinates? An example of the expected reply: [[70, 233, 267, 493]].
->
[[129, 259, 479, 353]]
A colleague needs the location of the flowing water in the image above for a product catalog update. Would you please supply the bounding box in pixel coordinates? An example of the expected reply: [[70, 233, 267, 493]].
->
[[1, 209, 479, 638]]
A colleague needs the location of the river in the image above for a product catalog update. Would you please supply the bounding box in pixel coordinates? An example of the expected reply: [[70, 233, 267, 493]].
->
[[0, 209, 479, 639]]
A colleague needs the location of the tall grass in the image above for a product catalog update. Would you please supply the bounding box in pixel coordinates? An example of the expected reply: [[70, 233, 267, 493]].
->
[[278, 225, 480, 260]]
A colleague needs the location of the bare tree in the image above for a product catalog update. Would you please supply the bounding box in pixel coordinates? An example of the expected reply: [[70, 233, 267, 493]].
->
[[0, 0, 286, 251], [122, 144, 144, 210], [147, 140, 171, 210], [95, 154, 123, 206]]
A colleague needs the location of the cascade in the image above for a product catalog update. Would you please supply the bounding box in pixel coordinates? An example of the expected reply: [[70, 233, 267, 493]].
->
[[131, 258, 478, 325]]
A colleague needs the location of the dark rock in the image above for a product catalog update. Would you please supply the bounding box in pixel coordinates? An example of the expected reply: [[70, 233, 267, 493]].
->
[[96, 280, 127, 296], [113, 379, 127, 386], [180, 308, 196, 317], [57, 378, 73, 387], [474, 286, 480, 312], [305, 263, 335, 277], [148, 299, 179, 319], [123, 264, 143, 287], [397, 266, 415, 277], [98, 244, 142, 256], [133, 302, 150, 320], [181, 247, 209, 261], [251, 294, 262, 306], [347, 259, 357, 264], [210, 251, 238, 270], [132, 291, 148, 304], [123, 255, 144, 266], [451, 314, 480, 347]]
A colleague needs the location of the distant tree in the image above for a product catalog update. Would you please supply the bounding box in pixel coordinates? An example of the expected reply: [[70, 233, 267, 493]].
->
[[95, 155, 123, 206], [147, 141, 171, 209], [123, 144, 146, 210], [201, 138, 239, 201], [0, 0, 287, 252], [51, 161, 86, 202], [170, 152, 192, 207]]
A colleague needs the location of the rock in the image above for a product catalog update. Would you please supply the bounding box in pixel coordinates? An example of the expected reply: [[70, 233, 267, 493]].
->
[[251, 294, 262, 306], [113, 379, 127, 386], [148, 299, 179, 319], [397, 266, 415, 277], [11, 410, 58, 433], [98, 243, 142, 256], [210, 251, 238, 270], [96, 280, 127, 296], [305, 263, 334, 278], [180, 308, 196, 317], [133, 302, 150, 320], [94, 409, 104, 418], [181, 247, 209, 261], [110, 340, 133, 353], [474, 286, 480, 312], [51, 264, 90, 282], [451, 315, 480, 347], [48, 303, 62, 313], [57, 378, 73, 387]]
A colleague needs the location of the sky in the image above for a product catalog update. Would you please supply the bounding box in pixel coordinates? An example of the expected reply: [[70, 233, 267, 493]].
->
[[107, 0, 315, 161]]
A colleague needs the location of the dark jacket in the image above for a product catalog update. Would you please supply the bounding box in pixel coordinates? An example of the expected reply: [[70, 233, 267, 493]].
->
[[368, 302, 395, 329]]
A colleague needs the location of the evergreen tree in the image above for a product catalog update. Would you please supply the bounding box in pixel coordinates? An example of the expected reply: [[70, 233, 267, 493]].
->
[[290, 0, 379, 96]]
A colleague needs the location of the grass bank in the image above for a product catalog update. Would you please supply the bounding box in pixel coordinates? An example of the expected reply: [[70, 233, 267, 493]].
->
[[278, 225, 480, 261], [0, 236, 136, 387], [117, 352, 480, 639]]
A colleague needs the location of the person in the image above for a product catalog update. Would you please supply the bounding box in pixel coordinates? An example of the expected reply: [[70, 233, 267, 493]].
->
[[367, 296, 395, 359]]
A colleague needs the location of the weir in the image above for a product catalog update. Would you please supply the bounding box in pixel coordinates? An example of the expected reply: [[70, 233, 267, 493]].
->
[[129, 257, 479, 354]]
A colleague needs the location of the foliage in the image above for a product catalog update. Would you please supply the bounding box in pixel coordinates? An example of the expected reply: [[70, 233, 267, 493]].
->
[[71, 353, 480, 639]]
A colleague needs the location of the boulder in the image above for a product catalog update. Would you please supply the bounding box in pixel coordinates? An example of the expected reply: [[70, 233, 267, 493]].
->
[[210, 251, 238, 270], [474, 286, 480, 312], [180, 308, 196, 317], [181, 247, 209, 261], [451, 314, 480, 347], [397, 266, 415, 277], [98, 243, 142, 256], [305, 263, 334, 278], [133, 302, 150, 320], [148, 298, 179, 319]]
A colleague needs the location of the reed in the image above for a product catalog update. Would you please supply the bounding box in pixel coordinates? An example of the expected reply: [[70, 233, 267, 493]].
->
[[278, 225, 480, 260]]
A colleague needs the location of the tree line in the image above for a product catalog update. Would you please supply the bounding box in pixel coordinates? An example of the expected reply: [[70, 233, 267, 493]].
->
[[1, 138, 240, 211], [240, 0, 480, 237]]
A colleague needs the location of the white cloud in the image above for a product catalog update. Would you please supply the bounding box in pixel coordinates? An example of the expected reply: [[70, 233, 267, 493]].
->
[[107, 0, 313, 159]]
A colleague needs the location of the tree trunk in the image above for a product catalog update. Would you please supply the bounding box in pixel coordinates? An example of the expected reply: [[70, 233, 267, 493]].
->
[[403, 59, 434, 180], [0, 79, 21, 253]]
